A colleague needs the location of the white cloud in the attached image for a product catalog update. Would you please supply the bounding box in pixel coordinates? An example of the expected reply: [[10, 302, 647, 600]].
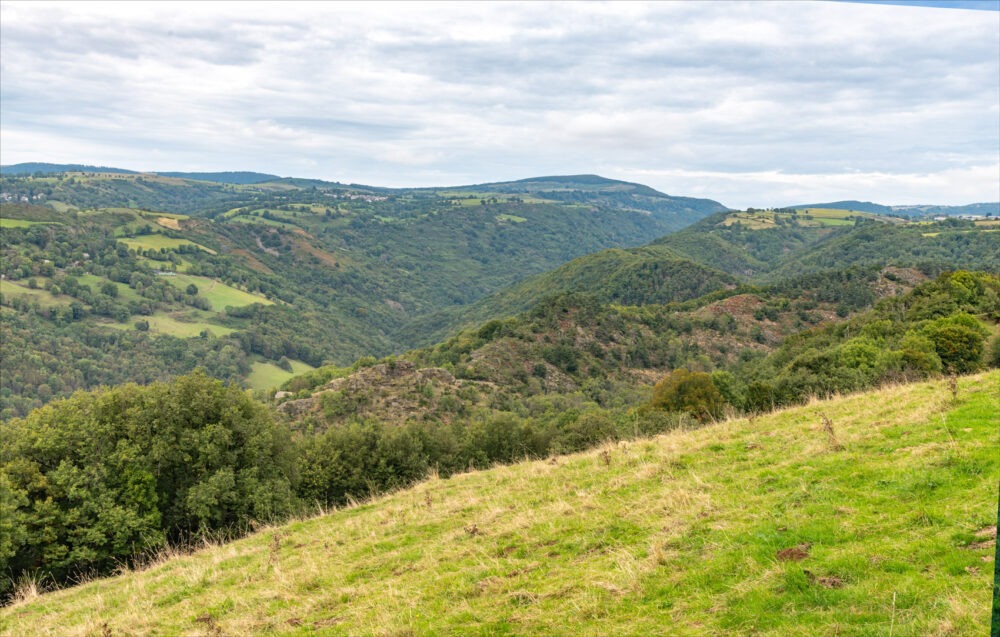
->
[[616, 163, 1000, 209], [1, 1, 997, 207]]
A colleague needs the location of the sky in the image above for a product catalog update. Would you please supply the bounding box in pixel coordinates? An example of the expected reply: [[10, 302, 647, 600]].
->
[[1, 1, 998, 209]]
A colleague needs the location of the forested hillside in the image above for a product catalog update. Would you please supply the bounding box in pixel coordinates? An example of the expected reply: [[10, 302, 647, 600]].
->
[[281, 270, 1000, 430], [1, 170, 997, 423], [407, 209, 1000, 345], [0, 172, 726, 416]]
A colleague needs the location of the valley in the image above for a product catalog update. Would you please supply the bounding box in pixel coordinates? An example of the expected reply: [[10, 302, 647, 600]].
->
[[1, 169, 997, 419], [1, 166, 997, 633]]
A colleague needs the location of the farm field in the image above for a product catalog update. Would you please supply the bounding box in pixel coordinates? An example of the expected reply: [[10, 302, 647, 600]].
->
[[120, 235, 215, 254], [495, 214, 528, 223], [0, 280, 71, 307], [229, 214, 301, 229], [0, 218, 61, 228], [162, 274, 273, 309], [719, 207, 900, 230], [245, 359, 317, 390], [76, 274, 143, 302], [106, 311, 236, 338]]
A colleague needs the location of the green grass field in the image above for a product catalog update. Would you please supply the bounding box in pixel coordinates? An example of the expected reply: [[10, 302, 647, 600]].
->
[[229, 214, 301, 229], [162, 274, 272, 309], [719, 208, 895, 230], [106, 312, 236, 338], [4, 372, 996, 636], [138, 211, 189, 220], [442, 192, 551, 206], [121, 235, 215, 254], [76, 274, 143, 302], [245, 359, 317, 390], [0, 218, 62, 228], [0, 280, 71, 307], [46, 201, 78, 213], [495, 214, 528, 223]]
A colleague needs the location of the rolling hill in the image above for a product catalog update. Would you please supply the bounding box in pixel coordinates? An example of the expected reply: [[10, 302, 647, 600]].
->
[[276, 269, 998, 435], [3, 178, 998, 419], [0, 172, 726, 417], [3, 372, 996, 636], [400, 209, 1000, 346], [0, 163, 138, 176], [790, 200, 1000, 218]]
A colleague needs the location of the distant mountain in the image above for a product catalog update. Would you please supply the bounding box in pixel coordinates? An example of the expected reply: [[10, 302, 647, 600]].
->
[[457, 174, 730, 220], [891, 202, 999, 217], [155, 171, 282, 184], [0, 162, 138, 175], [467, 174, 668, 196], [788, 200, 893, 214], [790, 200, 999, 217], [0, 164, 282, 185]]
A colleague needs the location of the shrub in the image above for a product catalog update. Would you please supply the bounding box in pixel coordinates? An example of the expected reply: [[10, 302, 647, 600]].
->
[[649, 369, 725, 422]]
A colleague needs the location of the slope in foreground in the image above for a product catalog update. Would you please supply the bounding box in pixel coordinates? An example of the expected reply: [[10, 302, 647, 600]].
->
[[3, 372, 998, 636]]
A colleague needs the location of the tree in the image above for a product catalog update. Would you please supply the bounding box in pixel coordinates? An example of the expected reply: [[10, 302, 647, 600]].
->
[[0, 371, 297, 596], [100, 281, 119, 298], [923, 313, 989, 374], [649, 369, 725, 422]]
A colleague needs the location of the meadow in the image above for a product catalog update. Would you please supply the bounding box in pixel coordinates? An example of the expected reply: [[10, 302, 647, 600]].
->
[[162, 274, 273, 309], [121, 235, 215, 254], [4, 372, 996, 636], [0, 218, 61, 229], [245, 359, 318, 390]]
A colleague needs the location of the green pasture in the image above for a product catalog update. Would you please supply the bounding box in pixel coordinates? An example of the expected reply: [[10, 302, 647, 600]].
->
[[121, 235, 215, 254], [0, 218, 61, 229], [245, 359, 317, 390], [107, 312, 236, 338], [76, 275, 143, 302], [162, 274, 272, 309], [5, 373, 996, 636], [229, 214, 300, 229], [495, 214, 528, 223], [0, 280, 71, 307]]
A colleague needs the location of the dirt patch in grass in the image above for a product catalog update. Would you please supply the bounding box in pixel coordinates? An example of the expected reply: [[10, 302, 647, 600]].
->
[[156, 217, 181, 230], [230, 248, 274, 274], [805, 571, 845, 588], [776, 544, 811, 562], [968, 526, 996, 550], [292, 237, 342, 267]]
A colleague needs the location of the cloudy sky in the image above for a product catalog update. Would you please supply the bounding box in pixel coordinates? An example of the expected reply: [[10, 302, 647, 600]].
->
[[1, 1, 997, 208]]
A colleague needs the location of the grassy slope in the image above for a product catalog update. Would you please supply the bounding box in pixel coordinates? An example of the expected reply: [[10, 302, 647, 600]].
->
[[3, 373, 998, 636], [246, 359, 317, 391]]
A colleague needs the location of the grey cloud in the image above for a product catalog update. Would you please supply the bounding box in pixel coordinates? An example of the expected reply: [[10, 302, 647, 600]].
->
[[1, 1, 996, 207]]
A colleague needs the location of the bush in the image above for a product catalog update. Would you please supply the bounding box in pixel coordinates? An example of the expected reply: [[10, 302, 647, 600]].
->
[[923, 314, 989, 374], [649, 369, 725, 422]]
